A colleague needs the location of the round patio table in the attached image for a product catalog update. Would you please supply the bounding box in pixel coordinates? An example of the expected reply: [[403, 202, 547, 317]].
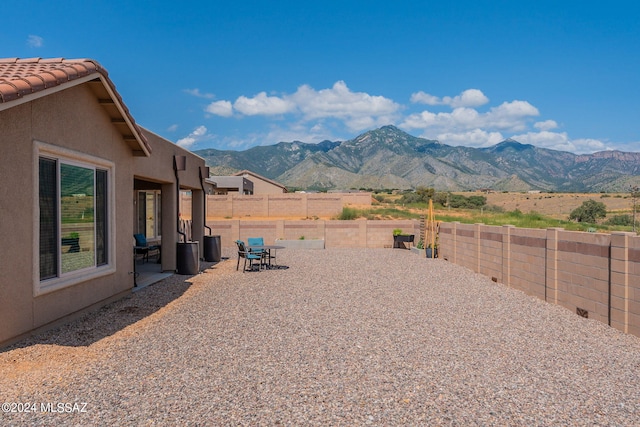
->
[[247, 245, 285, 269]]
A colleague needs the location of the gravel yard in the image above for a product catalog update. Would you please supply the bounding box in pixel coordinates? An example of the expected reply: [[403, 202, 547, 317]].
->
[[1, 248, 639, 426]]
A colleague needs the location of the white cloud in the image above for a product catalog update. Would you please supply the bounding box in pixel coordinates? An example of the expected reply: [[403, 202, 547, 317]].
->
[[206, 81, 401, 134], [571, 138, 609, 153], [534, 120, 558, 131], [510, 131, 571, 151], [411, 89, 489, 108], [205, 100, 234, 117], [167, 124, 179, 132], [234, 92, 296, 116], [410, 91, 441, 105], [177, 125, 208, 148], [432, 129, 505, 148], [484, 101, 539, 130], [291, 81, 400, 130], [194, 82, 621, 154], [184, 88, 215, 99], [447, 89, 490, 108], [27, 35, 43, 48], [510, 131, 610, 154], [402, 99, 539, 134]]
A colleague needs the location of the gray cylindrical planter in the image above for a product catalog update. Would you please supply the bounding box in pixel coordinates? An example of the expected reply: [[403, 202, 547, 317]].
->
[[177, 242, 200, 275], [426, 247, 438, 259], [203, 235, 221, 262]]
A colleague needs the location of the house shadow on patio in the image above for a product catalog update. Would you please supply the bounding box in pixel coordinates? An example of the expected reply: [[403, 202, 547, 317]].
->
[[1, 261, 223, 352]]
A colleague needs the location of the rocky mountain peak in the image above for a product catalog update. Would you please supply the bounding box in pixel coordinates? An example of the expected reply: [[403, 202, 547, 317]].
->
[[195, 126, 640, 192]]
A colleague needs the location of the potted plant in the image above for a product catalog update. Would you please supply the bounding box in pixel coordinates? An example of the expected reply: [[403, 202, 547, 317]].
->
[[426, 240, 438, 259], [410, 239, 425, 256], [393, 229, 415, 249]]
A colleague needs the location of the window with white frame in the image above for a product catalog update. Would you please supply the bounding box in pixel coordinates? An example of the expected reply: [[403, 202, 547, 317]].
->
[[37, 144, 114, 294]]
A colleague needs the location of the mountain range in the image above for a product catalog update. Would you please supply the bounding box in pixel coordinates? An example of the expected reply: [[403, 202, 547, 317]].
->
[[195, 125, 640, 192]]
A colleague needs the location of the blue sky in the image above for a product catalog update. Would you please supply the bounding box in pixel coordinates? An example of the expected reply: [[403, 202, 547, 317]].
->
[[4, 1, 640, 154]]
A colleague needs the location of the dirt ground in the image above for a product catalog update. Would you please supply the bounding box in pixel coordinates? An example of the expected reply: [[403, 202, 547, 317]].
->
[[481, 192, 634, 219], [212, 192, 636, 221]]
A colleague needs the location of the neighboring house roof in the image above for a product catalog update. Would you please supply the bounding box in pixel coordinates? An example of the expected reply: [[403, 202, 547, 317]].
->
[[0, 57, 151, 156], [233, 170, 288, 192]]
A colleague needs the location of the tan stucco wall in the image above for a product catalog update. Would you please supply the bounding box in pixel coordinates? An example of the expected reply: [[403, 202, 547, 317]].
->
[[249, 176, 286, 194], [0, 84, 137, 344], [0, 102, 36, 342], [135, 129, 206, 189], [135, 129, 210, 271]]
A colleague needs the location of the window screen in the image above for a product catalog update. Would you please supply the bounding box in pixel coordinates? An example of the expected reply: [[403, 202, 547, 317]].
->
[[39, 158, 58, 280]]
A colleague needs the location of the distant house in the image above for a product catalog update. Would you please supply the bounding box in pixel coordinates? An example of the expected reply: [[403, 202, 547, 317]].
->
[[0, 57, 212, 346], [208, 170, 287, 195], [208, 175, 254, 195], [233, 170, 288, 194]]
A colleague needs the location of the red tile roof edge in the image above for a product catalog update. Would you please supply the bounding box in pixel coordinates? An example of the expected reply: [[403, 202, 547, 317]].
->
[[0, 57, 151, 155]]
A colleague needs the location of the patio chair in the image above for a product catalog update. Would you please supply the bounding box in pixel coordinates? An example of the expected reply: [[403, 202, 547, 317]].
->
[[235, 240, 265, 272], [134, 233, 161, 263], [247, 237, 272, 267]]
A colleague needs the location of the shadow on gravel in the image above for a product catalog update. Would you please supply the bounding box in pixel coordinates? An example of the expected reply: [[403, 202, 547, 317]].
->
[[0, 263, 225, 352]]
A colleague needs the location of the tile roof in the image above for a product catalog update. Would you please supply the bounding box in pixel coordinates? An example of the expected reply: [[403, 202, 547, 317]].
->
[[0, 57, 150, 155], [0, 57, 100, 102]]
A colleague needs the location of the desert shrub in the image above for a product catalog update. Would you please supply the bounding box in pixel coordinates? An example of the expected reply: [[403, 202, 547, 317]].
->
[[398, 186, 435, 204], [483, 205, 505, 213], [337, 207, 358, 220], [569, 200, 607, 223], [605, 214, 633, 226], [447, 194, 487, 209], [508, 209, 523, 218]]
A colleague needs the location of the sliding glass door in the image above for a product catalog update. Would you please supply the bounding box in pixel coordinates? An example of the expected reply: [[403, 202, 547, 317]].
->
[[137, 190, 161, 239]]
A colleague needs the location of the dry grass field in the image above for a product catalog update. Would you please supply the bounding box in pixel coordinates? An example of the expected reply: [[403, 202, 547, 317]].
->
[[481, 192, 634, 220], [214, 192, 636, 223]]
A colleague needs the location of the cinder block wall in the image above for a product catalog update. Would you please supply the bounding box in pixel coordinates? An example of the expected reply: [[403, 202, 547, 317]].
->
[[183, 193, 371, 220], [207, 195, 233, 218], [440, 222, 640, 338], [511, 228, 547, 300], [208, 219, 420, 250], [554, 230, 611, 325], [307, 196, 343, 218]]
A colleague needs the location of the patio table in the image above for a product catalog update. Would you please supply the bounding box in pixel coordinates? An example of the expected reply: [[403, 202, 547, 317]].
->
[[248, 245, 285, 269]]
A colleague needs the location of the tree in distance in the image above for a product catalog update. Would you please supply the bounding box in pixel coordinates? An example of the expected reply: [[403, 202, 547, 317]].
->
[[569, 199, 607, 223]]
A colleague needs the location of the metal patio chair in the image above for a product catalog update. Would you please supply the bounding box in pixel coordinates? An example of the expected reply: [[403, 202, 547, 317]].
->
[[235, 240, 265, 272]]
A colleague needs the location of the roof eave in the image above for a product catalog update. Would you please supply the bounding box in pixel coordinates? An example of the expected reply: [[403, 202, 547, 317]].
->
[[0, 60, 152, 157], [95, 74, 151, 157]]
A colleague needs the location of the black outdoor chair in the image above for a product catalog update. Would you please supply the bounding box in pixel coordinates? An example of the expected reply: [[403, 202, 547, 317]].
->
[[134, 233, 161, 263]]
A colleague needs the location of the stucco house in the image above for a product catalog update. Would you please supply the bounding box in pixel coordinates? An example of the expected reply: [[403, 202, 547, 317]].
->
[[209, 174, 254, 195], [232, 170, 288, 194], [0, 57, 211, 346]]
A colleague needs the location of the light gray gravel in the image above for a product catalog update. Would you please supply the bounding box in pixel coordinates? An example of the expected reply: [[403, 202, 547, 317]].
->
[[1, 248, 639, 426]]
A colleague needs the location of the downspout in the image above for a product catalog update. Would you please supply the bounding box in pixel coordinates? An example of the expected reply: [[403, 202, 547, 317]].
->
[[174, 155, 187, 242], [199, 166, 212, 236]]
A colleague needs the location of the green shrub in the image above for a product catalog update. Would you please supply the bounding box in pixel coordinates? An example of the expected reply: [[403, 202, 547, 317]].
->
[[605, 214, 633, 226], [569, 200, 607, 223], [337, 207, 358, 220]]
